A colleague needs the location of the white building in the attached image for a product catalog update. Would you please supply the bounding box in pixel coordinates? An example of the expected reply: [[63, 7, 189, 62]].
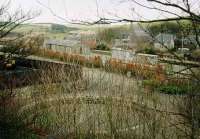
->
[[182, 35, 200, 48], [111, 47, 135, 62], [43, 39, 90, 55], [154, 33, 175, 51]]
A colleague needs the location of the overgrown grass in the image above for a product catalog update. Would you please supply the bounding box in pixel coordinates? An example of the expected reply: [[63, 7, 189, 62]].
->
[[1, 49, 199, 138]]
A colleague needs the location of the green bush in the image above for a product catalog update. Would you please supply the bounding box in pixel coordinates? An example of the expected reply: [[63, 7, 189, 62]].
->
[[144, 48, 156, 55], [97, 28, 116, 44], [96, 43, 110, 51], [157, 84, 193, 95], [143, 79, 194, 95], [143, 80, 160, 88]]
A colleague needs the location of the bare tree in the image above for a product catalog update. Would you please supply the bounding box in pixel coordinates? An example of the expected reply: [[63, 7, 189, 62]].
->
[[0, 1, 42, 138], [0, 0, 40, 70], [72, 0, 200, 138], [95, 0, 200, 138], [32, 0, 200, 138]]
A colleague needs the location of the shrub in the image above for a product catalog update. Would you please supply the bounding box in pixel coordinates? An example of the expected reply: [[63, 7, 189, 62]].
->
[[144, 48, 156, 55], [157, 84, 193, 95], [155, 64, 166, 82], [96, 43, 110, 51], [143, 79, 160, 91], [37, 49, 166, 79], [192, 49, 200, 60], [105, 59, 126, 73], [87, 56, 103, 68], [36, 49, 104, 68], [105, 58, 161, 79], [97, 28, 116, 44], [143, 79, 194, 95]]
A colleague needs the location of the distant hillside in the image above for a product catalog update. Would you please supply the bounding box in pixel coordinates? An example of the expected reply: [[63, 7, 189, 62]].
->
[[15, 23, 78, 34], [14, 24, 48, 33], [50, 23, 78, 33], [12, 23, 79, 40]]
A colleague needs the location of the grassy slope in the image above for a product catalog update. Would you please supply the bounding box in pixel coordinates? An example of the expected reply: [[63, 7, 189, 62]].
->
[[14, 23, 79, 40]]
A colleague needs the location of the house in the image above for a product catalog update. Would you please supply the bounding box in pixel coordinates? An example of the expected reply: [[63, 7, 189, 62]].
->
[[114, 24, 152, 51], [114, 38, 134, 50], [154, 33, 175, 51], [182, 35, 200, 48], [43, 39, 90, 55]]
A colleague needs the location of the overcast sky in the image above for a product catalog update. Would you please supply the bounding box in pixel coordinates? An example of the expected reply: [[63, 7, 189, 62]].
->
[[5, 0, 199, 25]]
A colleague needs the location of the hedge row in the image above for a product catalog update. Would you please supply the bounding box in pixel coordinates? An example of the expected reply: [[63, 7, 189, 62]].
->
[[36, 49, 166, 79], [105, 58, 165, 79], [37, 49, 103, 68]]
